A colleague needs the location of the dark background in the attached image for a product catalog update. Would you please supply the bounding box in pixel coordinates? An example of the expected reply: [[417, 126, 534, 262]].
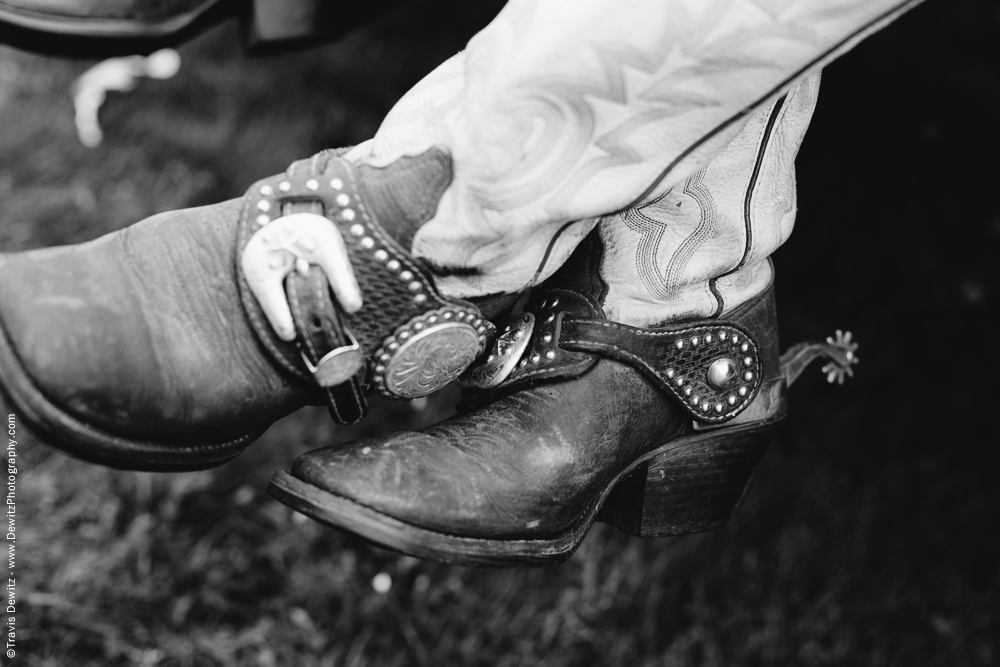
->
[[1, 0, 998, 664]]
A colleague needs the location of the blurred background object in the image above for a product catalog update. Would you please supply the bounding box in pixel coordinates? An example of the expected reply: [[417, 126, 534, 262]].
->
[[0, 0, 407, 58], [72, 48, 181, 147], [0, 0, 998, 665]]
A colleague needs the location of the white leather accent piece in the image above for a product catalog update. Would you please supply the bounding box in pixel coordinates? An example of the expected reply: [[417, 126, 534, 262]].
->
[[241, 212, 362, 341]]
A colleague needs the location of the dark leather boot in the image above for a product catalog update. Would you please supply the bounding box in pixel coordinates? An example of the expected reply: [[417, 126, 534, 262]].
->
[[0, 148, 492, 471], [269, 234, 858, 566]]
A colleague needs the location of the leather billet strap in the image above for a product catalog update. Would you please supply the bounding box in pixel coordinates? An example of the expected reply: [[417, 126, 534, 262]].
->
[[461, 285, 777, 425], [236, 152, 490, 423]]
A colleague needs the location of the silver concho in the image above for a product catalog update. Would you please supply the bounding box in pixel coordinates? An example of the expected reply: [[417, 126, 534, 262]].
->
[[302, 329, 365, 387], [373, 309, 487, 399], [459, 312, 535, 389]]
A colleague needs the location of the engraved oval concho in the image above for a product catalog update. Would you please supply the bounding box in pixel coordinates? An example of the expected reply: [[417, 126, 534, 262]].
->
[[459, 312, 535, 389], [373, 308, 489, 399]]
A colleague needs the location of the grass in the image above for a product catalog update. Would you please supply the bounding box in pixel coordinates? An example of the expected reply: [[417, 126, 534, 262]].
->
[[1, 0, 998, 664]]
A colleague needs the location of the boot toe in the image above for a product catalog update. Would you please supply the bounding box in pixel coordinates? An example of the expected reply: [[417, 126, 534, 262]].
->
[[290, 429, 563, 539]]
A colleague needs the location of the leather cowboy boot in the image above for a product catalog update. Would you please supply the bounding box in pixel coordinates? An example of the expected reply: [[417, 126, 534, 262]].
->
[[0, 148, 494, 471], [268, 74, 859, 566], [0, 0, 404, 53]]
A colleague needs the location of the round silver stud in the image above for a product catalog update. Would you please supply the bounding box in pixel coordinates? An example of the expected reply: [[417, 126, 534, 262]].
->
[[727, 395, 737, 406], [279, 181, 291, 192], [706, 358, 739, 389], [702, 402, 711, 412], [399, 270, 413, 282], [456, 312, 467, 321], [487, 354, 496, 363], [379, 353, 390, 364], [666, 369, 675, 379], [684, 387, 693, 397], [705, 334, 713, 344], [387, 342, 399, 352], [691, 337, 700, 346], [545, 350, 556, 360], [350, 224, 365, 237], [330, 178, 343, 190], [719, 332, 728, 341], [472, 318, 482, 327], [519, 359, 528, 368], [744, 371, 754, 381], [375, 364, 385, 374], [336, 193, 350, 207], [342, 208, 356, 221], [675, 378, 684, 387], [398, 331, 411, 341], [741, 343, 749, 353], [442, 312, 453, 320], [715, 403, 724, 413], [676, 341, 684, 350], [738, 386, 748, 397], [477, 326, 486, 334], [374, 249, 388, 262], [541, 333, 552, 343], [691, 397, 700, 407], [412, 322, 424, 331], [414, 294, 427, 304], [427, 316, 438, 324], [743, 356, 753, 367], [361, 237, 375, 249], [260, 185, 273, 196], [530, 353, 540, 364], [256, 214, 270, 226], [257, 200, 271, 212], [387, 260, 400, 272], [306, 178, 319, 191], [408, 281, 422, 292], [731, 335, 739, 344]]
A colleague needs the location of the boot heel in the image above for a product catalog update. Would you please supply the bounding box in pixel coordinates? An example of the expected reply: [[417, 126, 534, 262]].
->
[[597, 420, 777, 537]]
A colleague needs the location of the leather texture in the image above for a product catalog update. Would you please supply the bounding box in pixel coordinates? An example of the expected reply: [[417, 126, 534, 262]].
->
[[286, 234, 782, 540], [0, 199, 309, 445], [0, 147, 461, 467]]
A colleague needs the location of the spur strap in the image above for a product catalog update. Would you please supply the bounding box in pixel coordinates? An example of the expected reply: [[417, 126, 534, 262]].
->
[[237, 151, 490, 423], [461, 287, 774, 425]]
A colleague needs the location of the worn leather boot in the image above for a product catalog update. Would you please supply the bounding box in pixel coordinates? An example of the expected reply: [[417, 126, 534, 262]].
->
[[267, 74, 858, 566], [269, 234, 856, 566], [0, 148, 492, 470]]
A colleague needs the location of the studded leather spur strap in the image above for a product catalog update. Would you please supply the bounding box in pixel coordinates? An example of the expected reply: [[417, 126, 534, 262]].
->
[[461, 286, 777, 425], [236, 151, 492, 424]]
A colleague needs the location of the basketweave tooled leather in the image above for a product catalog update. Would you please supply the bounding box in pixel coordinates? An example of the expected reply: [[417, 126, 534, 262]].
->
[[235, 148, 490, 417]]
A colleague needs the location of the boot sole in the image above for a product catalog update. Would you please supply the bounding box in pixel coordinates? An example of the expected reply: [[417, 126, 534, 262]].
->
[[268, 417, 780, 567], [0, 308, 261, 472]]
